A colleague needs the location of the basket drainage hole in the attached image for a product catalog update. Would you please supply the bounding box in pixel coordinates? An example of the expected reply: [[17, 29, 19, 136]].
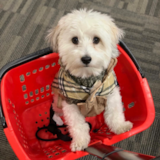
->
[[35, 89, 39, 95], [20, 75, 25, 82], [52, 62, 56, 67], [48, 155, 53, 158], [99, 131, 103, 134], [41, 119, 43, 122], [39, 67, 43, 72], [55, 152, 59, 155], [24, 94, 28, 99], [29, 92, 33, 97], [106, 132, 111, 135], [25, 101, 29, 105], [32, 69, 37, 74], [45, 65, 50, 69], [26, 72, 30, 76], [47, 117, 50, 120], [46, 85, 50, 91], [35, 121, 38, 124], [62, 150, 66, 153], [46, 93, 50, 97], [41, 87, 44, 93], [39, 114, 42, 116], [8, 99, 11, 103], [22, 85, 27, 92], [128, 102, 135, 108]]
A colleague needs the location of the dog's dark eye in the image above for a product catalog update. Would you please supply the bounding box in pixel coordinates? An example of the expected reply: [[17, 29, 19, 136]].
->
[[93, 37, 100, 44], [72, 37, 79, 45]]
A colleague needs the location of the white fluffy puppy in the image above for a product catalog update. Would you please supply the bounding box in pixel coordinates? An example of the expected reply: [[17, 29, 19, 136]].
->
[[47, 9, 133, 151]]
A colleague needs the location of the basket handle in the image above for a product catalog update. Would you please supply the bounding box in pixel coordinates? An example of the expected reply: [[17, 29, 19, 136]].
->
[[85, 142, 154, 159], [0, 106, 6, 128], [0, 83, 6, 128], [119, 41, 145, 78]]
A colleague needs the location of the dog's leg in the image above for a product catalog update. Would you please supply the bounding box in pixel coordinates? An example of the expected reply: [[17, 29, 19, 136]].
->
[[62, 101, 90, 151], [104, 86, 133, 134]]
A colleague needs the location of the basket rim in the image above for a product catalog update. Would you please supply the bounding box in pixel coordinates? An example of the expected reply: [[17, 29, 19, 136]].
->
[[0, 47, 53, 80]]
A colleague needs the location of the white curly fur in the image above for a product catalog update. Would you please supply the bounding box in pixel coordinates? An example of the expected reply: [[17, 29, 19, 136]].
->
[[48, 9, 132, 151]]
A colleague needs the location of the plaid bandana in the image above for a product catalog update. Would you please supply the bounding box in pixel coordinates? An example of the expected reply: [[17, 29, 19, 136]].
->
[[52, 69, 117, 100], [52, 58, 117, 117]]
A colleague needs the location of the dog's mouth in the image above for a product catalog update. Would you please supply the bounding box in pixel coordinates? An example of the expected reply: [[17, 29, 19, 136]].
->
[[82, 64, 92, 68]]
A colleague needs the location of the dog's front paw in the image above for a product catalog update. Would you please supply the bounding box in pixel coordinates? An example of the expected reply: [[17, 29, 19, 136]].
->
[[70, 134, 90, 152], [113, 121, 133, 135]]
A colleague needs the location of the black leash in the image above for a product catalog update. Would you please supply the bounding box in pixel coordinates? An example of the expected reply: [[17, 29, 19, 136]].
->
[[35, 106, 72, 142], [36, 104, 92, 142]]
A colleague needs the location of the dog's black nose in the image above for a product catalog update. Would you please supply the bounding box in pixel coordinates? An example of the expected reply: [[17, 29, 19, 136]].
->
[[81, 56, 91, 65]]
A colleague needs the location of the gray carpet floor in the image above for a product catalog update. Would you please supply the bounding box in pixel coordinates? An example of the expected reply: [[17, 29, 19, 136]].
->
[[0, 0, 160, 159]]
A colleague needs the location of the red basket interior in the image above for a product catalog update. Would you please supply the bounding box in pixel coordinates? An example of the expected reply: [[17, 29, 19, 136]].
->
[[1, 46, 155, 160]]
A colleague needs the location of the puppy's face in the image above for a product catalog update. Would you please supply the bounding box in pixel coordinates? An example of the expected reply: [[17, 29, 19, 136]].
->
[[47, 9, 124, 78]]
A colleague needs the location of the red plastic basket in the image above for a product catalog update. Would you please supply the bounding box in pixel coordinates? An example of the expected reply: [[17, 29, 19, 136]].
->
[[0, 41, 155, 160]]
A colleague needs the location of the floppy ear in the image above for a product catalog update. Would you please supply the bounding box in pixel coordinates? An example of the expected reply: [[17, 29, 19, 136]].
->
[[46, 25, 61, 52], [110, 20, 124, 57], [102, 14, 124, 57], [102, 14, 124, 44], [111, 24, 124, 44]]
